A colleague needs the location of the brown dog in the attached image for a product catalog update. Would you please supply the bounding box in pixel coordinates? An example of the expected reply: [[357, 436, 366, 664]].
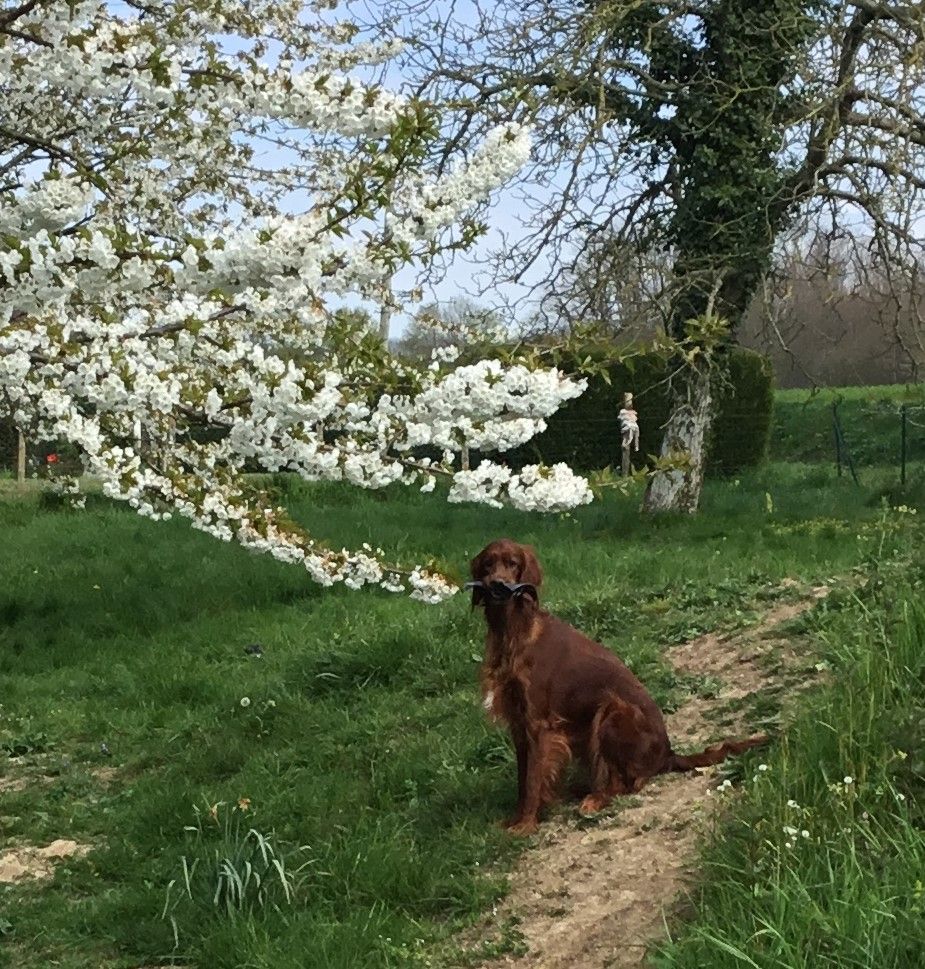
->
[[470, 538, 767, 834]]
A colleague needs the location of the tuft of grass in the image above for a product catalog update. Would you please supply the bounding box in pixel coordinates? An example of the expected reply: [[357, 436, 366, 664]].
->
[[162, 799, 300, 950]]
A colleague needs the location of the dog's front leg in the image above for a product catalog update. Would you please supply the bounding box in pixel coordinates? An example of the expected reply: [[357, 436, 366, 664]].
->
[[506, 727, 568, 835], [505, 729, 542, 835], [505, 725, 529, 828]]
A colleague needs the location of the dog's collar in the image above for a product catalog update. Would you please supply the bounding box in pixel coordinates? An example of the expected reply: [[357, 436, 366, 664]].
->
[[465, 580, 539, 603]]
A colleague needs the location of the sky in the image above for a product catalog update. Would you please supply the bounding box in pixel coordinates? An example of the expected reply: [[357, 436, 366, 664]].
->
[[326, 0, 560, 336]]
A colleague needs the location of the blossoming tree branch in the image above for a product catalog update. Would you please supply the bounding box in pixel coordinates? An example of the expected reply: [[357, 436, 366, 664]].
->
[[0, 0, 593, 601]]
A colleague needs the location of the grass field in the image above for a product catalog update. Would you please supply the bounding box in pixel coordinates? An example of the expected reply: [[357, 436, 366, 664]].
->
[[1, 459, 923, 968], [773, 383, 925, 467]]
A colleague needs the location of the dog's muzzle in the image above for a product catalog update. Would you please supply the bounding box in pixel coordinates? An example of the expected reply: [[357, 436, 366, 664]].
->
[[465, 580, 538, 603]]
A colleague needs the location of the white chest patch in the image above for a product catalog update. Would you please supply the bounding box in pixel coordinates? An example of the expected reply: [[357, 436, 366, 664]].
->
[[482, 689, 495, 713]]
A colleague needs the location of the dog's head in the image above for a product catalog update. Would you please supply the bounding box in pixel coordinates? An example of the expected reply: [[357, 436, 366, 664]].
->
[[468, 539, 543, 608]]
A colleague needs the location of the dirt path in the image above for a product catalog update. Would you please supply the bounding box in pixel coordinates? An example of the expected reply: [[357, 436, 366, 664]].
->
[[471, 584, 830, 969]]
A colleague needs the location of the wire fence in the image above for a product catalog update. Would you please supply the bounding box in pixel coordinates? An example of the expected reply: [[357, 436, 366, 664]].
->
[[773, 395, 925, 486], [900, 405, 925, 486]]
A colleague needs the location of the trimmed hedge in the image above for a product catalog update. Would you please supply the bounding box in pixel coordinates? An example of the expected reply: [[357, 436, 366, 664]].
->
[[0, 417, 16, 470], [709, 349, 776, 473], [504, 347, 774, 475]]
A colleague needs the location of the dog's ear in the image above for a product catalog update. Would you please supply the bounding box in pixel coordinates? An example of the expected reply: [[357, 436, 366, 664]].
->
[[470, 547, 488, 578], [469, 549, 488, 608], [518, 545, 543, 588]]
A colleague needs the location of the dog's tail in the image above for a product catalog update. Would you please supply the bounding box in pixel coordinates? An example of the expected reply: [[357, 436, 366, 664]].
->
[[666, 734, 769, 772]]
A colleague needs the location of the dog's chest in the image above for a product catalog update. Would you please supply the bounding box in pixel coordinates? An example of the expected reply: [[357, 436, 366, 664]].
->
[[480, 622, 540, 725], [482, 669, 528, 725]]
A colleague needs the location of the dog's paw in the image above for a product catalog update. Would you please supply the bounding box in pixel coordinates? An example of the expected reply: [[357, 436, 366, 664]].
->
[[578, 794, 609, 816], [504, 817, 539, 836]]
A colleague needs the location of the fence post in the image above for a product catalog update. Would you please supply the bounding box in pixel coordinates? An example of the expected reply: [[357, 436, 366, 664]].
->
[[900, 404, 907, 488], [16, 430, 26, 484], [832, 402, 860, 487], [832, 403, 842, 477]]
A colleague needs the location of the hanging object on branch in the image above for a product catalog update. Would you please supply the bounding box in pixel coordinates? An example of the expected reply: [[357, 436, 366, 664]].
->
[[618, 393, 640, 476]]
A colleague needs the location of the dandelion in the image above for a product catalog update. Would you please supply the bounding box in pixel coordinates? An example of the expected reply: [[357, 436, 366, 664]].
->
[[240, 696, 251, 708], [801, 830, 810, 839], [897, 792, 907, 802], [787, 799, 800, 809], [237, 797, 251, 811], [843, 775, 853, 785], [718, 779, 734, 793], [783, 825, 799, 837]]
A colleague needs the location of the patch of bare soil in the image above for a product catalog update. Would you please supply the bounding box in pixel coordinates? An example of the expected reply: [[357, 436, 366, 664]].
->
[[471, 584, 830, 969], [0, 775, 31, 794], [0, 839, 90, 883], [0, 761, 119, 794]]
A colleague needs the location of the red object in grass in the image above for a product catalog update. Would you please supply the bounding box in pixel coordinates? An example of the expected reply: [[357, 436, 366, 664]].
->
[[46, 453, 59, 463]]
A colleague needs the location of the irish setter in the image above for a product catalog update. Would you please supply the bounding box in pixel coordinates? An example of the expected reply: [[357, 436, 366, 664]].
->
[[469, 538, 767, 835]]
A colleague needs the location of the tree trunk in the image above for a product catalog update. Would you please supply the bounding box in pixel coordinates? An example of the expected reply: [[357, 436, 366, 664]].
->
[[642, 362, 713, 514], [16, 430, 26, 484]]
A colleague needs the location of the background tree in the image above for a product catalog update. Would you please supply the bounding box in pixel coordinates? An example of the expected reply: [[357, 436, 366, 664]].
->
[[741, 233, 925, 387], [533, 226, 925, 387], [394, 297, 506, 358], [528, 234, 669, 342], [369, 0, 925, 510]]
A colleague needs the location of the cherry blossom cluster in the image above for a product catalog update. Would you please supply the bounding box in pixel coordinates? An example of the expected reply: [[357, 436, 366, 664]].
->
[[0, 0, 592, 601]]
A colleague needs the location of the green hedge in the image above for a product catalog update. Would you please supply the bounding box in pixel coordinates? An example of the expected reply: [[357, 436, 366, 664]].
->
[[504, 347, 774, 475], [709, 350, 776, 473], [0, 417, 16, 470]]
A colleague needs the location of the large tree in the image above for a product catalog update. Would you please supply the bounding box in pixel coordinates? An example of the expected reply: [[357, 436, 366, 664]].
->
[[0, 0, 594, 601], [370, 0, 925, 511]]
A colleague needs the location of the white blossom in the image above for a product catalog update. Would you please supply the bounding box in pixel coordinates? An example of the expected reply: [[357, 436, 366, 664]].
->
[[0, 0, 594, 600]]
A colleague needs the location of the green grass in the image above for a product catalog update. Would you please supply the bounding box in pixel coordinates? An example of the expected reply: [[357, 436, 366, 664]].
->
[[655, 542, 925, 969], [0, 465, 922, 968], [773, 384, 925, 467], [774, 384, 925, 403]]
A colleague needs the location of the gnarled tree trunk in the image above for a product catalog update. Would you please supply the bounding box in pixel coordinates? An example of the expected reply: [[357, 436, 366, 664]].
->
[[642, 362, 713, 514]]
